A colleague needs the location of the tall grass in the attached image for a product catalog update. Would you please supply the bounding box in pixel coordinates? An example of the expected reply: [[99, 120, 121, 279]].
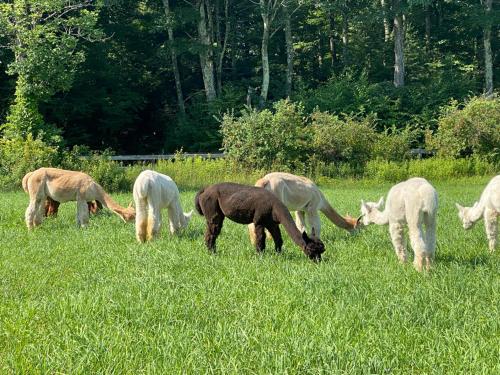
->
[[0, 178, 498, 373]]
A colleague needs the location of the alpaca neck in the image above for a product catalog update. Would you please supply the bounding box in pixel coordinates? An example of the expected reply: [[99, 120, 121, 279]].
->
[[275, 203, 306, 249], [371, 208, 389, 225], [96, 184, 132, 219], [468, 201, 485, 223]]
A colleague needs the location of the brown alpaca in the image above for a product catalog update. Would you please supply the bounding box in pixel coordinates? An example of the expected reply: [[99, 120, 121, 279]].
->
[[24, 167, 135, 229], [195, 183, 326, 261], [23, 171, 102, 217]]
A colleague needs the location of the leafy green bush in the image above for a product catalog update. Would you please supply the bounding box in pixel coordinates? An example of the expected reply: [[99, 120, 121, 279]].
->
[[221, 100, 309, 169], [0, 134, 59, 190], [310, 110, 377, 166], [372, 126, 419, 161], [427, 96, 500, 161]]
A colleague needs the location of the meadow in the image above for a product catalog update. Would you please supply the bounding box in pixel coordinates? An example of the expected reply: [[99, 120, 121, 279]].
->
[[0, 176, 498, 374]]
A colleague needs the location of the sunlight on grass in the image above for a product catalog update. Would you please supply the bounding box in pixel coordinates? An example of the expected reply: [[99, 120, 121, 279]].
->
[[0, 177, 498, 373]]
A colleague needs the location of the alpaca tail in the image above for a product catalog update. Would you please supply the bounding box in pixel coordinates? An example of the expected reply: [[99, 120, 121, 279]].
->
[[22, 172, 33, 193], [319, 193, 357, 231], [195, 188, 205, 216]]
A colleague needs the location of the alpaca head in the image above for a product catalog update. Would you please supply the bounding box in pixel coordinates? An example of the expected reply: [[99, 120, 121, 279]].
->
[[302, 231, 325, 262], [455, 202, 477, 230], [360, 197, 384, 225], [344, 213, 365, 231], [119, 202, 136, 222]]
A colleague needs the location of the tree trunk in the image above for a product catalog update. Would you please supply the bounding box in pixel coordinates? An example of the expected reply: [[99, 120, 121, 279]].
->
[[260, 12, 270, 107], [341, 5, 348, 66], [393, 0, 405, 88], [381, 0, 391, 42], [483, 0, 493, 96], [162, 0, 185, 115], [197, 0, 217, 102], [284, 5, 293, 98], [216, 0, 230, 95], [425, 4, 431, 48], [326, 7, 336, 66]]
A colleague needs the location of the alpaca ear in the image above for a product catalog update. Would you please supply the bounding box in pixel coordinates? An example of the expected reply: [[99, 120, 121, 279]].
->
[[311, 227, 316, 238], [185, 210, 193, 219], [455, 203, 463, 211], [356, 214, 363, 225], [376, 197, 384, 209], [302, 231, 310, 243], [128, 201, 134, 208]]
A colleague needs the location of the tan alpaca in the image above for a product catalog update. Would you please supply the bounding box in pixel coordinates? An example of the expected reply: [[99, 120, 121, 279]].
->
[[456, 175, 499, 252], [360, 177, 438, 272], [249, 172, 360, 244], [24, 167, 135, 229]]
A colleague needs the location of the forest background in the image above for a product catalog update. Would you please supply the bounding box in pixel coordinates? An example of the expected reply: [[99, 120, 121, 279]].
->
[[0, 0, 498, 189]]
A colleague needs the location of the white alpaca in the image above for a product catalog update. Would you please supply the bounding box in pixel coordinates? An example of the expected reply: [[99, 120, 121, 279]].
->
[[133, 170, 193, 242], [248, 172, 360, 243], [360, 177, 438, 271], [456, 175, 499, 252]]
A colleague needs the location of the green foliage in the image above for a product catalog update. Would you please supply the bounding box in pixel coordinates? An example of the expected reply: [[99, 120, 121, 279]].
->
[[310, 111, 377, 166], [372, 126, 419, 162], [221, 100, 309, 169], [0, 134, 59, 189], [427, 97, 500, 161]]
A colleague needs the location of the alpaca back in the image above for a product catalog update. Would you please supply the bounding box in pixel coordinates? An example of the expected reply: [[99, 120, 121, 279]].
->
[[386, 178, 437, 221], [481, 175, 500, 211]]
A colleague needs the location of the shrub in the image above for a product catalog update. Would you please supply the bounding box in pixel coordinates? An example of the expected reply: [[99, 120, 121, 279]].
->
[[0, 134, 59, 190], [372, 126, 419, 161], [221, 100, 309, 169], [427, 96, 500, 161], [310, 110, 377, 166]]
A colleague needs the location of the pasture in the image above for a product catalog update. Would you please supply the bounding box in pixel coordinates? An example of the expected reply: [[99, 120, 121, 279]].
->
[[0, 177, 498, 373]]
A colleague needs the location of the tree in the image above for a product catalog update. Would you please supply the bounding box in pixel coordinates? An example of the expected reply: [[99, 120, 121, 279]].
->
[[481, 0, 493, 96], [0, 0, 102, 139], [197, 0, 217, 102], [162, 0, 185, 115]]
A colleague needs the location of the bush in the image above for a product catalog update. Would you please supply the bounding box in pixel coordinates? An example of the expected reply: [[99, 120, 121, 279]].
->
[[427, 96, 500, 161], [221, 100, 309, 169], [310, 110, 377, 166], [0, 134, 59, 190], [372, 126, 419, 161]]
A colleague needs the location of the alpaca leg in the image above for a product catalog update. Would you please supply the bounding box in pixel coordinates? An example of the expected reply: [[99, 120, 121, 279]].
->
[[148, 205, 162, 240], [254, 224, 266, 253], [135, 197, 148, 243], [248, 223, 257, 245], [266, 222, 283, 253], [25, 198, 43, 229], [389, 222, 407, 263], [205, 215, 224, 253], [484, 208, 498, 252], [76, 199, 90, 227], [305, 211, 321, 239], [408, 222, 428, 272], [295, 211, 306, 233], [423, 213, 437, 270]]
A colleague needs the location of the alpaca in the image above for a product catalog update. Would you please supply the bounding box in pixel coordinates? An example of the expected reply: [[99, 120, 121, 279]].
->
[[195, 182, 325, 261], [360, 177, 438, 271], [456, 175, 499, 252], [24, 167, 135, 229], [248, 172, 361, 244], [133, 170, 193, 242], [22, 171, 102, 217]]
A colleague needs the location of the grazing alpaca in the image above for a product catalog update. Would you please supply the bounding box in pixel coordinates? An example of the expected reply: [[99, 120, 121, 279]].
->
[[248, 172, 361, 244], [360, 177, 438, 272], [456, 175, 499, 252], [24, 167, 135, 229], [22, 171, 102, 217], [195, 183, 325, 261], [133, 170, 193, 242]]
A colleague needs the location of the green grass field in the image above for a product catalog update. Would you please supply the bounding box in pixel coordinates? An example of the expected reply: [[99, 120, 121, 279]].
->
[[0, 177, 498, 373]]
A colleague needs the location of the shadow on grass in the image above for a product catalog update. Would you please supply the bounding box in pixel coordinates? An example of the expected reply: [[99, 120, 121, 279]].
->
[[437, 253, 491, 268]]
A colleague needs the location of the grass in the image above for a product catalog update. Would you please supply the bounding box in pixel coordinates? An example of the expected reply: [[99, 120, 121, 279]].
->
[[0, 176, 498, 373]]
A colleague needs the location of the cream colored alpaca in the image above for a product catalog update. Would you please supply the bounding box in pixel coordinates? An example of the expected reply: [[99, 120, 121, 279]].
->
[[249, 172, 360, 244], [360, 177, 438, 272], [456, 175, 499, 252], [24, 167, 135, 229], [133, 170, 193, 242]]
